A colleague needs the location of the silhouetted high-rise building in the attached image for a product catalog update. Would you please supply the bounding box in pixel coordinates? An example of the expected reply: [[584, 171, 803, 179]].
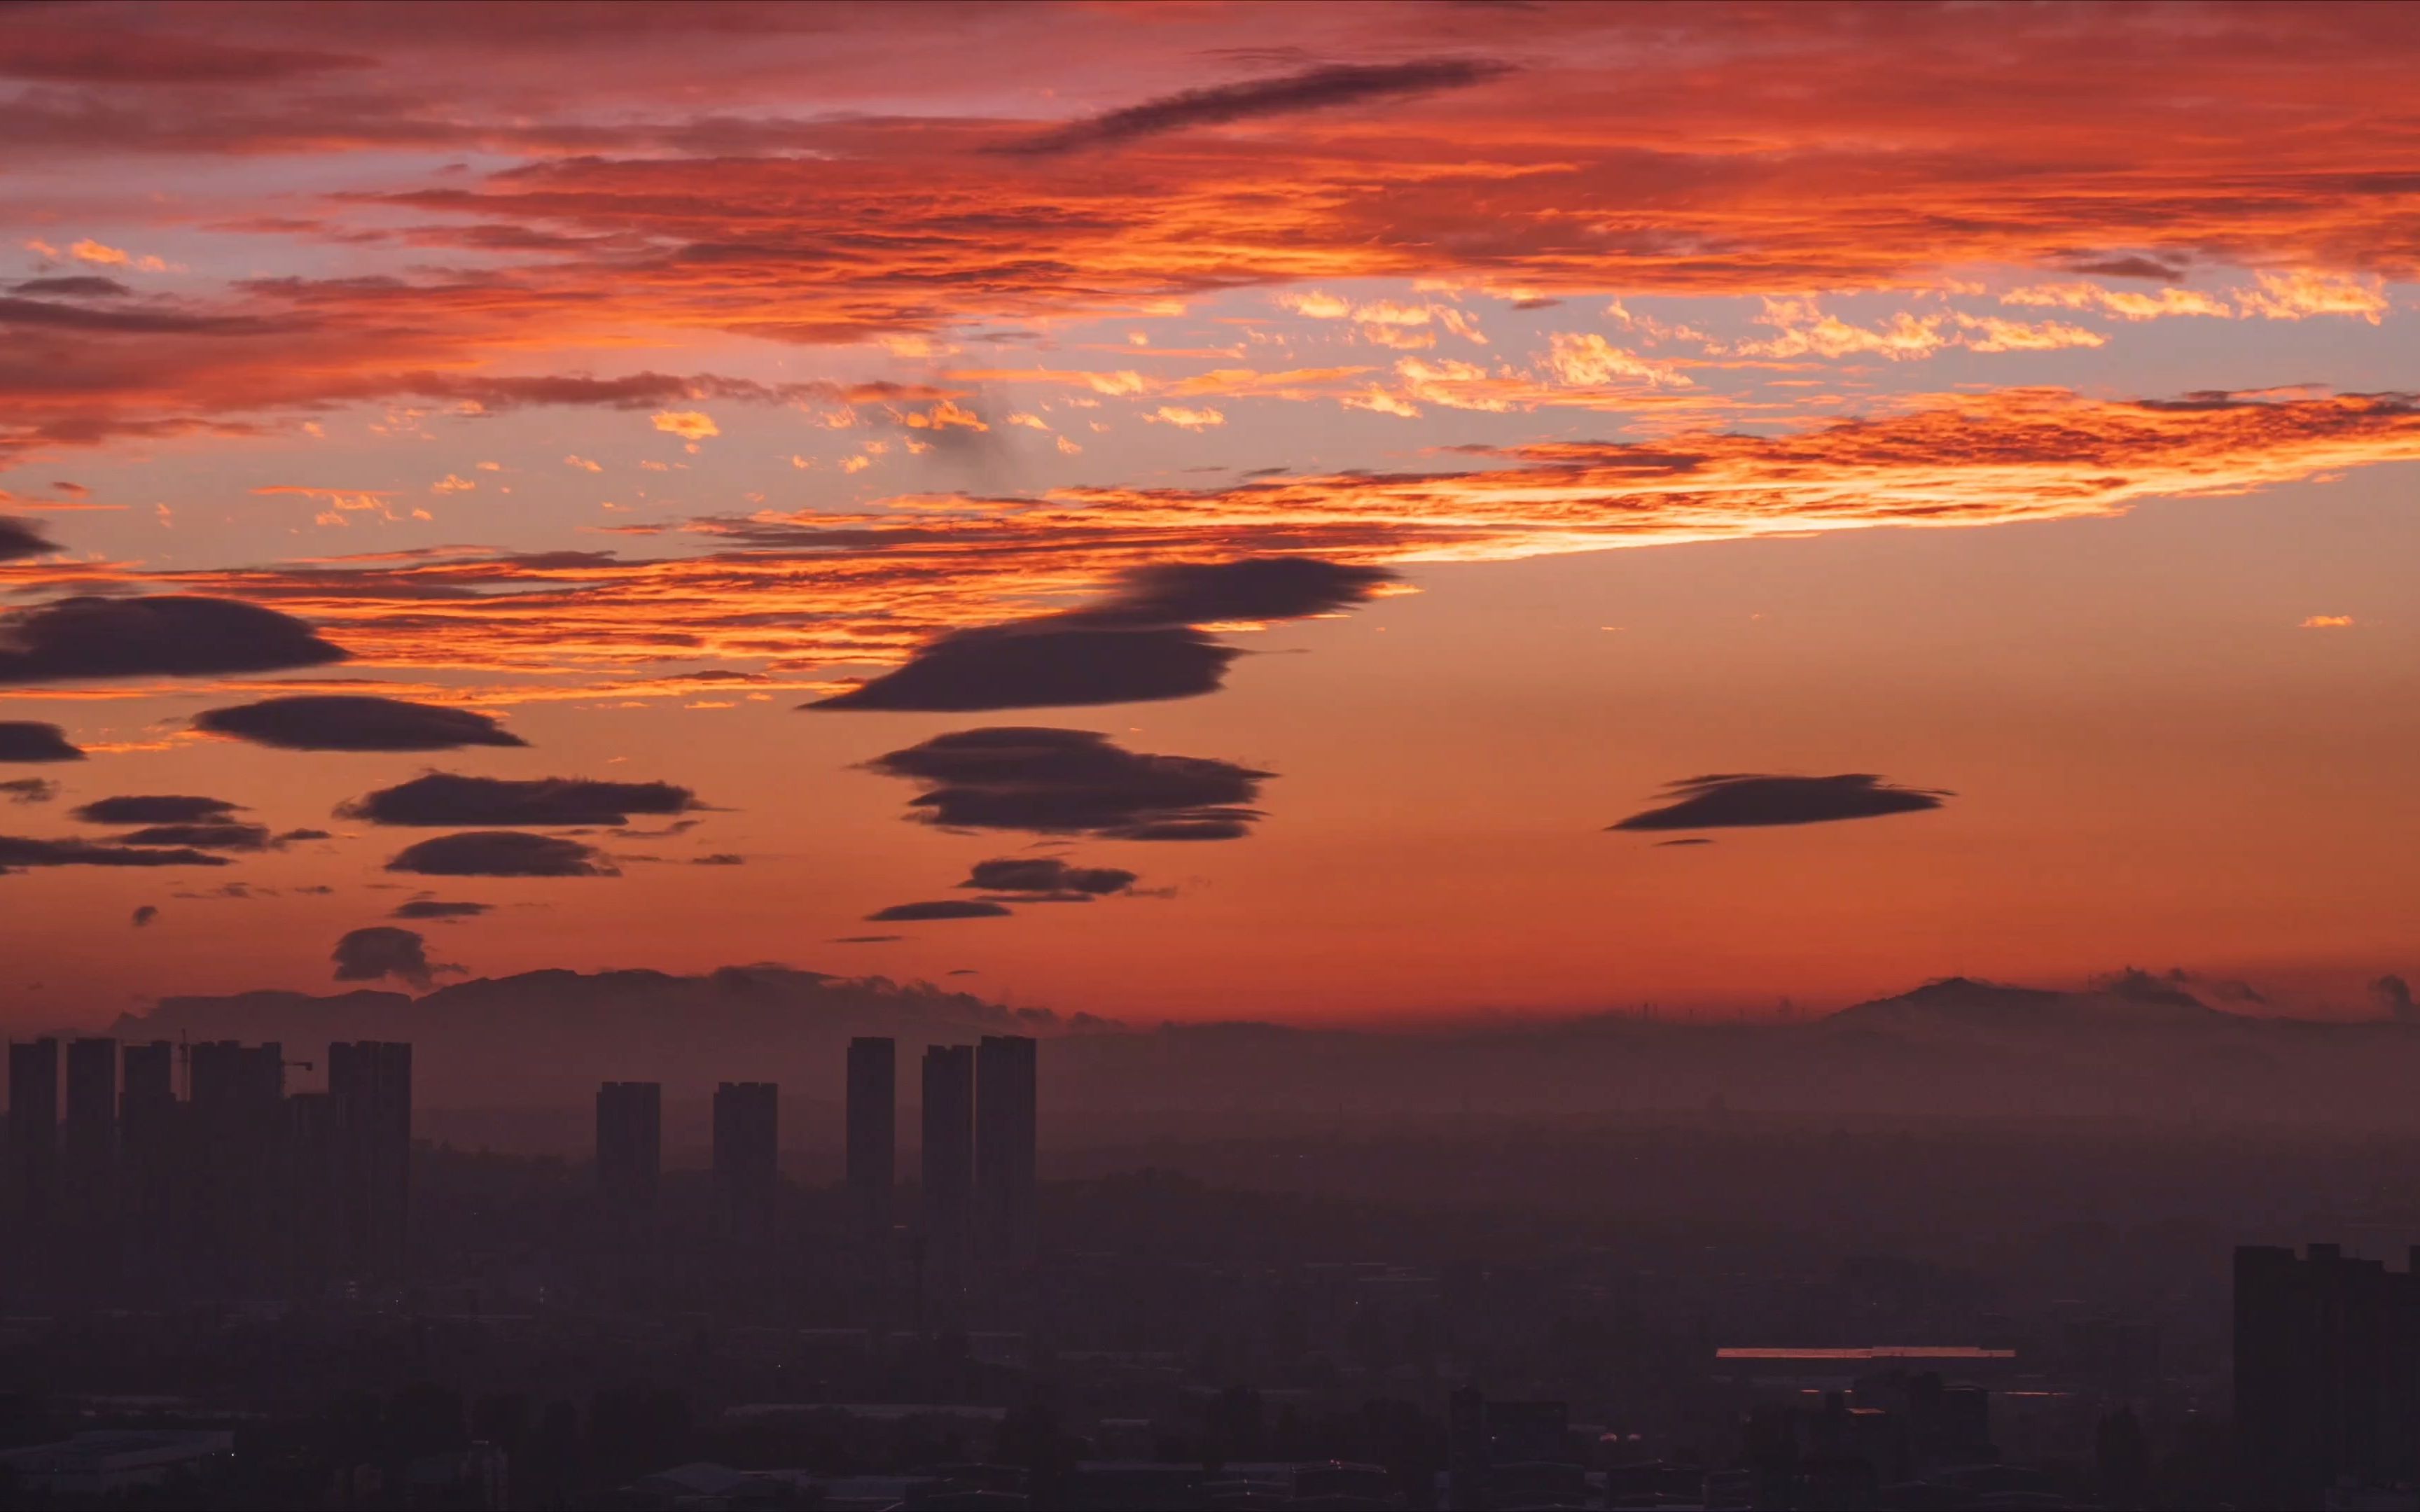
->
[[595, 1082, 661, 1213], [118, 1041, 180, 1280], [846, 1037, 896, 1245], [281, 1091, 349, 1287], [712, 1081, 779, 1256], [975, 1033, 1037, 1268], [2236, 1242, 2420, 1502], [328, 1041, 412, 1276], [186, 1042, 285, 1295], [8, 1037, 60, 1222], [62, 1037, 116, 1186], [921, 1044, 975, 1293], [120, 1041, 174, 1110], [188, 1040, 284, 1110]]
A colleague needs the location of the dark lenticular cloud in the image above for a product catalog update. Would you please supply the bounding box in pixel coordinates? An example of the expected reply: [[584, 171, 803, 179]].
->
[[196, 694, 528, 751], [331, 925, 452, 988], [72, 794, 242, 825], [384, 830, 618, 877], [1, 778, 55, 804], [865, 899, 1013, 922], [0, 722, 83, 762], [1008, 58, 1512, 155], [9, 276, 132, 298], [813, 558, 1395, 712], [960, 856, 1139, 900], [864, 727, 1270, 839], [0, 836, 230, 873], [110, 822, 275, 852], [0, 596, 347, 685], [338, 773, 698, 827], [0, 517, 61, 561], [816, 625, 1235, 711], [1610, 773, 1953, 832], [391, 899, 491, 920]]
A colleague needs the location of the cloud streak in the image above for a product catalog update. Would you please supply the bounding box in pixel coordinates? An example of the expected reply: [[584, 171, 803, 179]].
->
[[384, 830, 618, 877], [1007, 59, 1514, 155], [864, 727, 1270, 840], [0, 723, 84, 763], [1611, 774, 1953, 832], [338, 773, 699, 827], [0, 596, 347, 685], [196, 694, 528, 751]]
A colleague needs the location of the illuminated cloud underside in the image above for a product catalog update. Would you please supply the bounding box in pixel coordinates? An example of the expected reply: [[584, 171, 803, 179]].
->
[[5, 388, 2412, 702]]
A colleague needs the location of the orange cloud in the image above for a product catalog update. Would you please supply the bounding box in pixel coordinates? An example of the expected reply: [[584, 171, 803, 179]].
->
[[11, 388, 2415, 702]]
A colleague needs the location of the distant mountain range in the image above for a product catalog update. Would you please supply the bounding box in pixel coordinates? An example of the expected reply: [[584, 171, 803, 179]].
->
[[104, 965, 2420, 1140]]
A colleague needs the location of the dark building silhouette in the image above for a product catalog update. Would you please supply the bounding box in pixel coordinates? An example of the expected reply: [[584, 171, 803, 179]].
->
[[595, 1081, 662, 1214], [8, 1037, 60, 1222], [62, 1037, 116, 1189], [118, 1041, 179, 1282], [846, 1037, 896, 1246], [975, 1033, 1037, 1270], [2235, 1242, 2420, 1503], [920, 1044, 975, 1306], [185, 1042, 286, 1296], [328, 1041, 412, 1276], [711, 1081, 779, 1256], [281, 1091, 350, 1287]]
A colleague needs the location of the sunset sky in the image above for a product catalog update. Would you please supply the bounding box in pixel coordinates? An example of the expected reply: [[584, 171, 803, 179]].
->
[[4, 1, 2416, 1028]]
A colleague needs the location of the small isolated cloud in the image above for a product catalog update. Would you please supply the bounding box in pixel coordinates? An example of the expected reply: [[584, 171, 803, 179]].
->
[[391, 899, 491, 920], [831, 934, 903, 943], [1008, 57, 1512, 155], [331, 925, 455, 988], [0, 596, 347, 685], [0, 517, 62, 561], [2300, 615, 2355, 629], [0, 722, 84, 763], [130, 904, 157, 928], [865, 899, 1013, 922], [1, 778, 56, 804], [2373, 974, 2417, 1023], [72, 794, 242, 825], [651, 410, 719, 440], [338, 773, 699, 826], [384, 831, 618, 877], [1146, 405, 1225, 430], [1610, 773, 1952, 832], [959, 856, 1139, 901], [1655, 837, 1715, 848], [815, 557, 1394, 712], [691, 853, 745, 865], [197, 694, 529, 751], [863, 727, 1270, 840]]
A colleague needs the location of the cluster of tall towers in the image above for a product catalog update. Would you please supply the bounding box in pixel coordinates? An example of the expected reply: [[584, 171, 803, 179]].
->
[[4, 1037, 412, 1296], [593, 1077, 784, 1253], [589, 1033, 1039, 1295]]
